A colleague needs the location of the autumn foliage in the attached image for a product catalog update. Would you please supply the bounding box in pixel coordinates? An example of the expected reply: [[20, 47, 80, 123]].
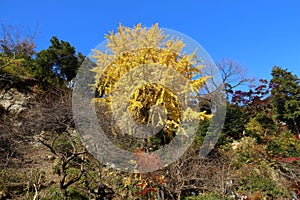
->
[[91, 24, 211, 147]]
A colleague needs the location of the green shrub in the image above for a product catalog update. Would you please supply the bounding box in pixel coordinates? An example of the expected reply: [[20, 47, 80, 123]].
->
[[238, 173, 288, 198], [266, 130, 300, 157], [67, 187, 88, 200], [0, 169, 26, 193], [41, 186, 88, 200], [230, 137, 264, 168], [41, 185, 61, 200]]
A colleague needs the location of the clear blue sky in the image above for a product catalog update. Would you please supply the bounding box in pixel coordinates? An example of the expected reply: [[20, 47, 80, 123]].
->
[[1, 0, 299, 81]]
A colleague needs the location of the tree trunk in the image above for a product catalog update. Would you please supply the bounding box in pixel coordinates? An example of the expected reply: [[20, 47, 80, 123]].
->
[[177, 192, 181, 200], [61, 188, 67, 200]]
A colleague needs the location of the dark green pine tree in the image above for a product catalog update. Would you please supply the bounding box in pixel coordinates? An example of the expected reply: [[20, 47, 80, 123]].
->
[[35, 36, 84, 86], [270, 66, 300, 134]]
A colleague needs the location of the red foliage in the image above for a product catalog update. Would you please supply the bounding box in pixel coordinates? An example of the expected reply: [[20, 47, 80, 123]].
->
[[252, 191, 262, 200], [133, 150, 162, 172], [136, 182, 146, 187], [232, 79, 271, 114], [136, 187, 157, 195], [32, 85, 41, 93], [273, 156, 300, 163], [154, 174, 168, 184]]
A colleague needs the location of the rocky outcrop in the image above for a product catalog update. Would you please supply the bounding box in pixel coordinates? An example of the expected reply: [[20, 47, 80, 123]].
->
[[0, 72, 37, 116], [0, 88, 31, 115]]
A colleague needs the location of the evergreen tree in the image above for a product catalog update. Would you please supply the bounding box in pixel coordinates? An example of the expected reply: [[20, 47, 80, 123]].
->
[[270, 66, 300, 134], [35, 36, 83, 85]]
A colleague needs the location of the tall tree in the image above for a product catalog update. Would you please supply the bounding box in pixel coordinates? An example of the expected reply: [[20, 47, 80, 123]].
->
[[91, 24, 211, 151], [35, 36, 83, 85], [270, 66, 300, 134]]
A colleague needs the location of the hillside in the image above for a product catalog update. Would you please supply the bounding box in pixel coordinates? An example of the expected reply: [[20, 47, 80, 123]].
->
[[0, 24, 300, 200]]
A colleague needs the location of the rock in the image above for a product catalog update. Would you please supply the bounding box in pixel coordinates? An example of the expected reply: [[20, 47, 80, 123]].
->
[[0, 88, 31, 115], [46, 155, 55, 161]]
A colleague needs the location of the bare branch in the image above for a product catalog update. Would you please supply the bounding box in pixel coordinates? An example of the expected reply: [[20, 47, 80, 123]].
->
[[216, 57, 253, 92]]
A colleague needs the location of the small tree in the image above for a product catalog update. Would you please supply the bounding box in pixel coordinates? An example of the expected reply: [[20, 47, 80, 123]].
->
[[216, 58, 253, 94], [0, 23, 37, 76], [232, 79, 271, 115], [39, 131, 86, 200], [0, 23, 36, 59], [33, 87, 86, 200]]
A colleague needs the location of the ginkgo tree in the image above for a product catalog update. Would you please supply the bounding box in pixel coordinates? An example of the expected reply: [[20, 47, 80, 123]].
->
[[91, 23, 211, 151]]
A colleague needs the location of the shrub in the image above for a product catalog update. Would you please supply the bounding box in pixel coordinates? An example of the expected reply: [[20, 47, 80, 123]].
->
[[41, 185, 61, 200], [67, 187, 88, 200], [238, 174, 288, 198], [266, 130, 300, 158]]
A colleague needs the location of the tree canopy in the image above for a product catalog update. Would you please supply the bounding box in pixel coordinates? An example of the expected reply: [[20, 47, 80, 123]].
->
[[35, 36, 84, 85], [270, 66, 300, 134], [91, 24, 211, 149]]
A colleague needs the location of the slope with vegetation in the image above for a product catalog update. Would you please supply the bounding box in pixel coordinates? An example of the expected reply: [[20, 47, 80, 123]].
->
[[0, 24, 299, 200]]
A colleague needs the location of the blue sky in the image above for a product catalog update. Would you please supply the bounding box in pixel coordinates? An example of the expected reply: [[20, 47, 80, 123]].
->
[[1, 0, 299, 82]]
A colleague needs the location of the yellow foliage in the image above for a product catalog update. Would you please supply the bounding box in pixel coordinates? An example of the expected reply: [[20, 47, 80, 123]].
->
[[0, 55, 33, 77], [91, 23, 211, 140], [245, 118, 265, 135]]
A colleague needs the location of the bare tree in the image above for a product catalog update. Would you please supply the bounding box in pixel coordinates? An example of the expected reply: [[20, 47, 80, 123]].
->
[[200, 57, 253, 98], [39, 130, 86, 200], [162, 148, 234, 200], [32, 87, 87, 200], [216, 58, 253, 94], [0, 23, 37, 58]]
